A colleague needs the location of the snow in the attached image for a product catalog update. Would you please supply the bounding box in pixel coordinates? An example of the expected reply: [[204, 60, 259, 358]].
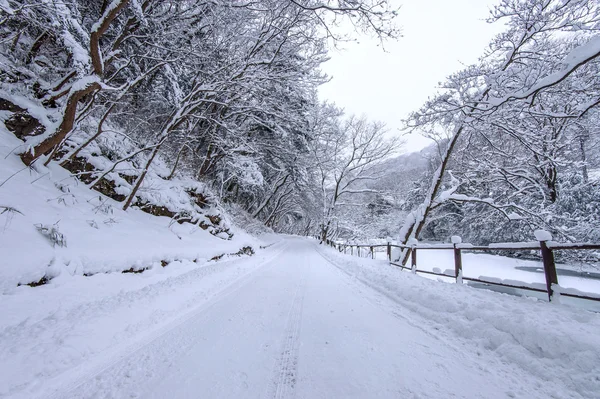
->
[[411, 248, 600, 299], [60, 29, 91, 69], [0, 243, 283, 399], [318, 243, 600, 398], [0, 0, 14, 14], [450, 235, 462, 244], [3, 237, 599, 399], [0, 90, 56, 130], [69, 75, 101, 92], [0, 125, 254, 292], [2, 119, 600, 398], [534, 229, 553, 242], [91, 0, 126, 33], [507, 212, 523, 220]]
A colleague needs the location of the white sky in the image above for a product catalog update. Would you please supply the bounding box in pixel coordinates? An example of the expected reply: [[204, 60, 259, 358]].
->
[[318, 0, 505, 154]]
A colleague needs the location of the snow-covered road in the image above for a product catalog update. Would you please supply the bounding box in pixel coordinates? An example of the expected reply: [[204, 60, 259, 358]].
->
[[4, 237, 598, 399]]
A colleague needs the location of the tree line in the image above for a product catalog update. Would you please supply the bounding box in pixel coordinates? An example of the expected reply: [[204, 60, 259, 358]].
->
[[4, 0, 597, 254], [0, 0, 400, 238]]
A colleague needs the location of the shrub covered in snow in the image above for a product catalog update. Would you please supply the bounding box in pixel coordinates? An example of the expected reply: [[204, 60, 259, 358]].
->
[[34, 222, 67, 248]]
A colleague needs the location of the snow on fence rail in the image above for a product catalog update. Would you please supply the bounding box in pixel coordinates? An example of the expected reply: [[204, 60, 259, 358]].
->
[[317, 233, 600, 303]]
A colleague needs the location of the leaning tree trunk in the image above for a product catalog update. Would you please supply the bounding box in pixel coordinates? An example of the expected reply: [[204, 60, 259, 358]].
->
[[21, 80, 100, 166], [397, 129, 462, 264], [20, 0, 130, 166], [122, 141, 163, 210], [396, 25, 558, 264]]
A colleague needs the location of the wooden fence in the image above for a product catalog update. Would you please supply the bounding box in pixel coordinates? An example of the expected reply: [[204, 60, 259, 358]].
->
[[319, 236, 600, 303]]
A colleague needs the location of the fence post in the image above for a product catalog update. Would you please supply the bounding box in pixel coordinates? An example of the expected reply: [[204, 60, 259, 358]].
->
[[370, 246, 374, 259], [536, 230, 558, 302], [411, 247, 417, 273], [452, 236, 463, 284], [386, 237, 392, 262], [351, 246, 353, 256], [407, 239, 418, 273]]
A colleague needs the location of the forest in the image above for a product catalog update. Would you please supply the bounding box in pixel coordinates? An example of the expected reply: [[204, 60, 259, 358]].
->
[[2, 3, 600, 396], [1, 0, 599, 255]]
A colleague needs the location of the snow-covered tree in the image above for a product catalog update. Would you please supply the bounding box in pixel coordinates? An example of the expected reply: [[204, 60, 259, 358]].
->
[[399, 0, 600, 262]]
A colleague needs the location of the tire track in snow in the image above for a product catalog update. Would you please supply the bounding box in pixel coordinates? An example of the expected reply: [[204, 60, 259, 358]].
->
[[30, 242, 289, 399], [314, 243, 446, 340], [312, 243, 577, 399], [268, 266, 308, 399]]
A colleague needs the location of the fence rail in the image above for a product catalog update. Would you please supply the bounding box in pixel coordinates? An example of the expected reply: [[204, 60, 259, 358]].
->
[[318, 235, 600, 303]]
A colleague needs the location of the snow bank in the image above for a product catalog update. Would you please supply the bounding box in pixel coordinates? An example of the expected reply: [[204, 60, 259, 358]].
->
[[317, 245, 600, 399], [406, 248, 600, 295], [0, 124, 257, 292], [0, 243, 285, 398]]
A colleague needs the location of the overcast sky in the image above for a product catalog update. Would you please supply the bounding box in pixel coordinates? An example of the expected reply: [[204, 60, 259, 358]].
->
[[318, 0, 505, 154]]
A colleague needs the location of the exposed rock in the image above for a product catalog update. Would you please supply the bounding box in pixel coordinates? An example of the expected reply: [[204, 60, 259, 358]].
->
[[0, 98, 45, 139]]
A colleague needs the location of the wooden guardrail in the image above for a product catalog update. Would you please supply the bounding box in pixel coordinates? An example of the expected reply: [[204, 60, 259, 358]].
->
[[318, 235, 600, 303]]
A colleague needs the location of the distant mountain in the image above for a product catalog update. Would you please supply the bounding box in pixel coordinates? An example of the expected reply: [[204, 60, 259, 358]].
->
[[369, 143, 437, 193]]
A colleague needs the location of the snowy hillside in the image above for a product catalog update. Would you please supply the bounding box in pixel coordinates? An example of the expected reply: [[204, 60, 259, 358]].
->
[[0, 127, 262, 292]]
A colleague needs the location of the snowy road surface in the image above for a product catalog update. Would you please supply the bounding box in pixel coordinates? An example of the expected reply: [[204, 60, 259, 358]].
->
[[3, 237, 597, 399]]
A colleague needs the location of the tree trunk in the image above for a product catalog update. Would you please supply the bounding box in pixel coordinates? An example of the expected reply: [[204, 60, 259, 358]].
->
[[90, 0, 131, 77], [122, 142, 162, 210], [26, 31, 50, 64], [21, 81, 100, 166], [62, 103, 115, 165], [579, 134, 589, 183], [166, 143, 187, 180], [252, 173, 289, 218], [397, 125, 464, 265]]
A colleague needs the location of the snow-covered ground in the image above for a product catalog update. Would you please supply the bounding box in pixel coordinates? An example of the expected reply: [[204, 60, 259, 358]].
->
[[0, 128, 259, 292], [2, 237, 599, 398], [318, 242, 600, 398], [2, 127, 599, 398], [412, 250, 600, 298], [362, 244, 600, 301], [0, 241, 284, 399]]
